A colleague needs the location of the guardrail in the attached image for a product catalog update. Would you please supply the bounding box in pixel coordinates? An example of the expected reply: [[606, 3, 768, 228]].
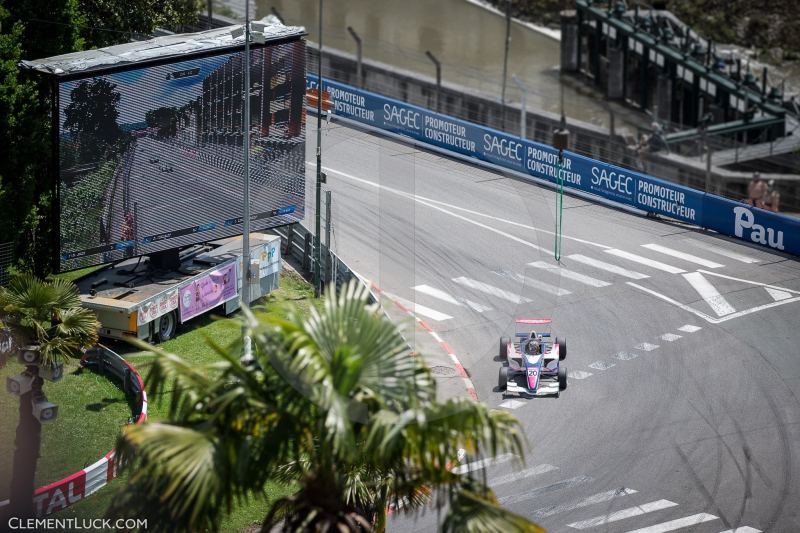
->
[[0, 345, 147, 517], [307, 75, 799, 256]]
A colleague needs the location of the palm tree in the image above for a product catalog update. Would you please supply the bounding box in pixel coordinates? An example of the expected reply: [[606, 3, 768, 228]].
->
[[0, 274, 100, 519], [109, 281, 544, 532]]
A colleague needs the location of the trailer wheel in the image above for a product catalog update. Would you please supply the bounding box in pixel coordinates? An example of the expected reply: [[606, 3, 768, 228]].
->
[[156, 311, 178, 342], [499, 337, 509, 361]]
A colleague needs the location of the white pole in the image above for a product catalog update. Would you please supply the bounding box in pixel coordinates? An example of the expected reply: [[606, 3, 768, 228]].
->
[[512, 74, 527, 139]]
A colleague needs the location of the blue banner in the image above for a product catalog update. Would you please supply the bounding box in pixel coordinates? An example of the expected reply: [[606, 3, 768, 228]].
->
[[307, 75, 798, 256]]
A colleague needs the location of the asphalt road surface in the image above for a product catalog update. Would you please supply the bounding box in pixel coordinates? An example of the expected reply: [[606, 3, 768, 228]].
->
[[305, 120, 800, 532]]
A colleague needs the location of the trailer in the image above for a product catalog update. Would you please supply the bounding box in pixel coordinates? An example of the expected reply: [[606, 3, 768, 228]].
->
[[75, 233, 281, 342]]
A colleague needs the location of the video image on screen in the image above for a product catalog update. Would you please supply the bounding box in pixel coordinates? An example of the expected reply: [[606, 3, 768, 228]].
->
[[57, 40, 306, 271]]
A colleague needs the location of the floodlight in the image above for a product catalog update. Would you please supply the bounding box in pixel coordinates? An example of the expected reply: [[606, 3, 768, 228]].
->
[[17, 345, 42, 366], [6, 371, 35, 396], [32, 392, 58, 423], [40, 362, 64, 382]]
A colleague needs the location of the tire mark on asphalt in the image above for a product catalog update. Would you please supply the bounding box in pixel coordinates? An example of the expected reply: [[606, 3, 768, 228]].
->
[[674, 444, 732, 530]]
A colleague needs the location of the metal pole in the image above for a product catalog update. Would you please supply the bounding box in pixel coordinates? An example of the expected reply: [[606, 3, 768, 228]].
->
[[511, 74, 526, 139], [704, 143, 712, 193], [501, 0, 511, 108], [314, 0, 323, 297], [347, 26, 363, 88], [325, 190, 331, 283], [207, 0, 213, 29], [425, 51, 441, 113], [242, 3, 251, 309]]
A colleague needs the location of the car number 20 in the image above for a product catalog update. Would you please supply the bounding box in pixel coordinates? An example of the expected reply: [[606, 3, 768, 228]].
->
[[527, 369, 537, 377]]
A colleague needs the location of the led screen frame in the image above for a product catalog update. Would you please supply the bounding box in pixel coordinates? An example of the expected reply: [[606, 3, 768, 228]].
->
[[54, 37, 306, 272]]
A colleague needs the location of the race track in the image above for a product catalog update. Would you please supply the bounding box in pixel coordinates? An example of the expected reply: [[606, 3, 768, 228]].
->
[[305, 121, 800, 532]]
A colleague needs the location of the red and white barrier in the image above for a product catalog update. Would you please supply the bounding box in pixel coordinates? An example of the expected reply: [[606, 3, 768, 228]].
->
[[0, 347, 147, 516]]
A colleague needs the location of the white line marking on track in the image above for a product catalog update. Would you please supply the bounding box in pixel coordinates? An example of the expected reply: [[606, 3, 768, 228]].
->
[[490, 464, 559, 487], [634, 342, 660, 351], [381, 292, 453, 322], [412, 284, 461, 306], [696, 269, 800, 294], [499, 475, 593, 506], [430, 331, 443, 343], [683, 272, 736, 316], [717, 527, 761, 533], [568, 499, 678, 529], [614, 351, 638, 361], [660, 333, 682, 341], [492, 269, 572, 297], [499, 399, 526, 409], [678, 324, 702, 332], [532, 487, 638, 519], [588, 360, 616, 370], [642, 243, 725, 268], [316, 165, 614, 250], [452, 277, 532, 304], [765, 287, 793, 301], [623, 512, 718, 532], [568, 370, 594, 379], [528, 261, 611, 287], [451, 453, 516, 474], [568, 254, 650, 279], [685, 239, 760, 263], [605, 249, 686, 274]]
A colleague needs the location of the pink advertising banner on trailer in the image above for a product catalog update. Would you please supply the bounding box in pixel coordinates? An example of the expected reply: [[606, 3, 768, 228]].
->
[[179, 262, 238, 322]]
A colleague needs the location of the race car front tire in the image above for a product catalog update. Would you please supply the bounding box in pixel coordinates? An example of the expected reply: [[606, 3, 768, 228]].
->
[[556, 337, 567, 361], [499, 336, 509, 361], [498, 366, 508, 390], [558, 365, 568, 391]]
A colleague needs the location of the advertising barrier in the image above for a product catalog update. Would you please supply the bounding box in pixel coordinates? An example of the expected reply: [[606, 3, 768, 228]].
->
[[179, 261, 238, 322], [306, 75, 798, 256]]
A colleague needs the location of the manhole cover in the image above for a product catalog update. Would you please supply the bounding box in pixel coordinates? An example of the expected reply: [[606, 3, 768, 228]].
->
[[429, 365, 458, 377]]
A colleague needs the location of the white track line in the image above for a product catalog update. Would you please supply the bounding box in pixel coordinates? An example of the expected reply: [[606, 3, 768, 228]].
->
[[678, 324, 702, 333], [623, 513, 718, 532], [717, 527, 761, 533], [490, 464, 559, 486], [697, 269, 800, 294], [682, 272, 736, 316], [568, 254, 650, 279], [498, 399, 526, 410], [413, 284, 461, 306], [642, 243, 725, 268], [451, 453, 516, 474], [660, 333, 682, 341], [605, 249, 686, 274], [568, 499, 678, 529], [765, 287, 792, 301], [528, 261, 611, 287], [452, 277, 531, 304], [685, 239, 760, 263], [568, 370, 594, 379], [532, 488, 638, 519], [381, 292, 453, 322], [492, 270, 572, 297]]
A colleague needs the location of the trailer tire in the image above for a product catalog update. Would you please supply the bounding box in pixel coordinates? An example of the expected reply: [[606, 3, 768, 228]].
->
[[156, 311, 178, 343]]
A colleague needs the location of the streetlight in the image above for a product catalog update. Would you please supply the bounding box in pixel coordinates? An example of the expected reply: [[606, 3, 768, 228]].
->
[[425, 50, 441, 113], [511, 73, 527, 139], [501, 0, 512, 109], [242, 0, 252, 315], [347, 26, 363, 88], [314, 0, 324, 297]]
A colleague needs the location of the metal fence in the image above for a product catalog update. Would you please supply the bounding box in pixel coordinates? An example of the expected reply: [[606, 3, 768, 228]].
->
[[0, 242, 12, 287]]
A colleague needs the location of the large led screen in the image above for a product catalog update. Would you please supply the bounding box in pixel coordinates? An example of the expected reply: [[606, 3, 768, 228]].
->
[[57, 40, 306, 271]]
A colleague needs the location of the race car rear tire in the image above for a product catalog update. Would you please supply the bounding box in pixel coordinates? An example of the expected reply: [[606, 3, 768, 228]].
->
[[498, 366, 508, 391], [499, 337, 509, 361], [556, 337, 567, 361], [558, 365, 568, 391]]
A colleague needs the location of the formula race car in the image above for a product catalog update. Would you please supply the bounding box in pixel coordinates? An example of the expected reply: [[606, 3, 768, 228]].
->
[[498, 318, 567, 397]]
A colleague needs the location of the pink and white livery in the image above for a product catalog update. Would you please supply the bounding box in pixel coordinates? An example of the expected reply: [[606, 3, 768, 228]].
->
[[497, 318, 568, 397]]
